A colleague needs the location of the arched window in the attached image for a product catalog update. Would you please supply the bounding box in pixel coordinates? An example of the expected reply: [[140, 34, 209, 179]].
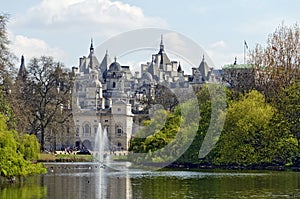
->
[[112, 82, 116, 88], [84, 124, 91, 136], [94, 126, 98, 135], [76, 126, 80, 136]]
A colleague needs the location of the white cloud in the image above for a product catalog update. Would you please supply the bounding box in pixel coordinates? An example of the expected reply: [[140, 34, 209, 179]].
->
[[8, 0, 168, 67], [205, 40, 240, 68], [9, 33, 68, 63], [11, 0, 167, 36], [209, 40, 226, 49]]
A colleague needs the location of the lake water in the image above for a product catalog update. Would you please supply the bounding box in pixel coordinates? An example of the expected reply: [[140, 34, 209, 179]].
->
[[1, 162, 300, 199]]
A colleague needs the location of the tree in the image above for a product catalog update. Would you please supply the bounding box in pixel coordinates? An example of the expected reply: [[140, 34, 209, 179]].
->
[[0, 114, 46, 179], [215, 90, 297, 166], [129, 109, 180, 154], [0, 14, 17, 129], [175, 84, 227, 164], [19, 56, 73, 151], [276, 82, 300, 154], [249, 22, 300, 99], [129, 97, 200, 164], [0, 14, 16, 83]]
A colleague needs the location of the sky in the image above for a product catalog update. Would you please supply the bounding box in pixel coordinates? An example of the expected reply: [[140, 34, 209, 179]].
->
[[2, 0, 300, 73]]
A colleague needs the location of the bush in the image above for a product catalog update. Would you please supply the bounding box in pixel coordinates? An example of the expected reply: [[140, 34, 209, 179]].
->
[[0, 114, 46, 178]]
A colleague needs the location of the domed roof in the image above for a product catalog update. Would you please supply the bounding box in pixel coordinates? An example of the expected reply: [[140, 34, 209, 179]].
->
[[141, 72, 153, 82], [108, 58, 122, 72]]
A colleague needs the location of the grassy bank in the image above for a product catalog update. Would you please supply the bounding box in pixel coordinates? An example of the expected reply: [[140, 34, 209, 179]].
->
[[38, 153, 93, 162]]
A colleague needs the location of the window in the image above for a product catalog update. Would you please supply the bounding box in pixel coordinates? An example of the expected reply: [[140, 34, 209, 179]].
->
[[113, 82, 116, 88], [84, 124, 91, 136], [116, 126, 123, 136], [117, 108, 121, 112], [117, 128, 122, 136], [76, 127, 79, 136], [105, 120, 108, 122]]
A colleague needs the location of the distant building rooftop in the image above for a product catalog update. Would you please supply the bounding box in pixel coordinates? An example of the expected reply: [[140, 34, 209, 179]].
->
[[222, 64, 253, 69]]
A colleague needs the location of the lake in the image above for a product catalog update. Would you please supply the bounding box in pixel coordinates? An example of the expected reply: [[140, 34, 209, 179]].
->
[[0, 162, 300, 198]]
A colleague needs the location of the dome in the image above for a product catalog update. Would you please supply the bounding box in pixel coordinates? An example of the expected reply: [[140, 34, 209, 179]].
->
[[141, 72, 153, 82], [109, 61, 121, 72]]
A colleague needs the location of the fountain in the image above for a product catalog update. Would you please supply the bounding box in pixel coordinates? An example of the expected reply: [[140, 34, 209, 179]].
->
[[93, 123, 110, 199], [93, 123, 110, 166], [93, 123, 133, 198]]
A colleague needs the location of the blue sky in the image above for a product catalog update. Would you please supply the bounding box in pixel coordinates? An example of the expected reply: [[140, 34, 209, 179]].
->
[[2, 0, 300, 72]]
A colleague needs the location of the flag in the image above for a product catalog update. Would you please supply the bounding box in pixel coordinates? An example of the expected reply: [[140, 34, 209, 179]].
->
[[272, 46, 278, 51], [244, 40, 248, 49]]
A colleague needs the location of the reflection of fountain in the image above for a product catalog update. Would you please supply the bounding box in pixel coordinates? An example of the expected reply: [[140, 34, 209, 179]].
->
[[93, 123, 110, 199], [92, 123, 133, 198]]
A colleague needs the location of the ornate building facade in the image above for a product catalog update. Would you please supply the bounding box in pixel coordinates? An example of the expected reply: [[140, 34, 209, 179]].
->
[[72, 36, 221, 152], [17, 37, 222, 152]]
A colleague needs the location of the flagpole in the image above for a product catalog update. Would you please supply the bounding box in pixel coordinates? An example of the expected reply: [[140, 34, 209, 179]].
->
[[244, 40, 246, 64], [244, 40, 248, 64]]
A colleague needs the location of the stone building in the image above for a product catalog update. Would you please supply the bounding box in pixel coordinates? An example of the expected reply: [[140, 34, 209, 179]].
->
[[222, 58, 255, 92], [73, 40, 133, 151], [18, 36, 222, 152], [72, 36, 222, 152]]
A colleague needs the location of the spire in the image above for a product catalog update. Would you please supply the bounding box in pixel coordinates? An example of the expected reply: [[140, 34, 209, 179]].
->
[[90, 38, 94, 54], [177, 61, 183, 73], [160, 34, 164, 51], [21, 55, 24, 65], [18, 55, 27, 81], [202, 54, 205, 62]]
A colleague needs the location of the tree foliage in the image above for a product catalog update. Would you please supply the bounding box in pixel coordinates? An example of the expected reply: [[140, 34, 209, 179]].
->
[[214, 90, 297, 166], [250, 23, 300, 98], [129, 109, 181, 154], [0, 14, 15, 81], [129, 97, 200, 163], [276, 82, 300, 152], [14, 56, 73, 151], [0, 114, 46, 179]]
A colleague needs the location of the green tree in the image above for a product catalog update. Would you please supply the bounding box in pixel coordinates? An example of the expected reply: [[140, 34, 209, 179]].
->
[[0, 114, 46, 179], [129, 97, 200, 163], [174, 84, 227, 164], [129, 109, 180, 154], [176, 85, 212, 163], [276, 82, 300, 154], [215, 90, 297, 166]]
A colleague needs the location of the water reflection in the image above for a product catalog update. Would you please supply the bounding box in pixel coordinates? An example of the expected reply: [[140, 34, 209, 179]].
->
[[0, 177, 46, 199], [2, 163, 300, 199], [42, 162, 132, 199]]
